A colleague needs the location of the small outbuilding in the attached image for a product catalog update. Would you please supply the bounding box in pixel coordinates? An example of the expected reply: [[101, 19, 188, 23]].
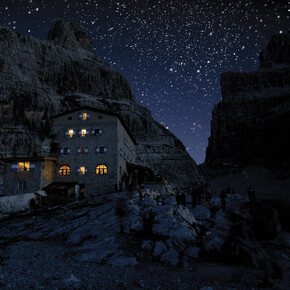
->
[[1, 156, 57, 196]]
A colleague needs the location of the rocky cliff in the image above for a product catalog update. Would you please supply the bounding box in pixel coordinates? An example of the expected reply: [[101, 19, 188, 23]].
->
[[204, 31, 290, 175], [0, 21, 204, 190]]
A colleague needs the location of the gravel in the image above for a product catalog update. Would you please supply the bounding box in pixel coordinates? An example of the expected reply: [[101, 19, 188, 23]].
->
[[0, 240, 280, 289]]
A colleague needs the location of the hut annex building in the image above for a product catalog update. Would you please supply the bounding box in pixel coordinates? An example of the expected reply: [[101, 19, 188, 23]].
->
[[1, 106, 138, 198]]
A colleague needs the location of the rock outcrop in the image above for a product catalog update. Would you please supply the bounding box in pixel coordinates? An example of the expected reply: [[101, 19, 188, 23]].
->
[[0, 21, 204, 190], [204, 31, 290, 172]]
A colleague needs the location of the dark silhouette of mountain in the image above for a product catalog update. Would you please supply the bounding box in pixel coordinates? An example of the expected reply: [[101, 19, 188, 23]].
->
[[0, 21, 204, 190]]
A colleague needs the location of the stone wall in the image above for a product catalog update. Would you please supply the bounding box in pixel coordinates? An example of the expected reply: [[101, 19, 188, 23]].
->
[[52, 109, 129, 195], [117, 119, 136, 185], [5, 161, 43, 195], [204, 31, 290, 172]]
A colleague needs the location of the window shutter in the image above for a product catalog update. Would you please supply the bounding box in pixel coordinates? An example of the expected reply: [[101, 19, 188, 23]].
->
[[77, 147, 81, 155], [78, 112, 82, 120], [87, 113, 90, 119], [99, 129, 103, 135], [85, 147, 89, 155], [104, 147, 107, 154], [78, 130, 81, 137], [96, 147, 100, 155], [67, 148, 71, 155], [86, 129, 90, 136], [91, 129, 95, 135], [85, 167, 88, 174], [11, 163, 18, 172], [30, 163, 36, 172], [65, 130, 68, 137], [60, 148, 64, 155], [76, 167, 80, 175]]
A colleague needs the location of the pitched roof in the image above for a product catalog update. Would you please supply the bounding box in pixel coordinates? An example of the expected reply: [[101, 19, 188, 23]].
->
[[42, 182, 78, 191], [51, 106, 137, 145]]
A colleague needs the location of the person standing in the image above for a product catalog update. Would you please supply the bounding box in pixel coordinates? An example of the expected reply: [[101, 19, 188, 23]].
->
[[138, 184, 144, 202], [247, 186, 257, 208], [191, 191, 197, 208], [176, 192, 180, 205], [180, 192, 186, 206], [220, 189, 227, 212]]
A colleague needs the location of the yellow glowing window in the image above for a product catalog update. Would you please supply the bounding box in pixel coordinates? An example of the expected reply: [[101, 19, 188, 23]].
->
[[96, 165, 108, 175], [80, 166, 86, 175], [68, 129, 74, 138], [81, 129, 87, 137], [59, 165, 70, 176], [18, 162, 30, 172], [82, 113, 87, 121]]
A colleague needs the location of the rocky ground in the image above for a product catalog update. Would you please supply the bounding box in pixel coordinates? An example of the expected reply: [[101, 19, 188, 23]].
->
[[0, 190, 290, 289]]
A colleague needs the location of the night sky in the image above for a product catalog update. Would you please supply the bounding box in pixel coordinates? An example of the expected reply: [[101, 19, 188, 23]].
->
[[0, 1, 289, 164]]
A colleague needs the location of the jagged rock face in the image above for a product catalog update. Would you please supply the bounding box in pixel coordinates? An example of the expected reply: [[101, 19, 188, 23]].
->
[[0, 22, 204, 190], [259, 31, 290, 68], [47, 21, 95, 53], [205, 32, 290, 171]]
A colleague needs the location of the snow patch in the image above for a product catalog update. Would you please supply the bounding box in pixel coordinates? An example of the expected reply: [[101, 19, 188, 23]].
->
[[0, 193, 38, 213]]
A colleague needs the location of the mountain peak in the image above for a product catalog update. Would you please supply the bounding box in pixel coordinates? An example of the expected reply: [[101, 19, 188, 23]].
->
[[47, 20, 94, 53], [259, 31, 290, 68]]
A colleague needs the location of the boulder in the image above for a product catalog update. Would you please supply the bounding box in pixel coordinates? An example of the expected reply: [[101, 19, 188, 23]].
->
[[191, 205, 211, 221], [160, 248, 179, 266], [107, 256, 138, 268], [123, 204, 143, 233], [203, 231, 228, 253], [176, 205, 197, 225], [141, 240, 152, 251], [153, 241, 167, 257], [152, 204, 197, 245], [185, 247, 200, 259], [215, 210, 231, 230]]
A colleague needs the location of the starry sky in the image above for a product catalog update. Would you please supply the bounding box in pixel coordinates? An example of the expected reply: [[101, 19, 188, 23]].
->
[[0, 0, 289, 164]]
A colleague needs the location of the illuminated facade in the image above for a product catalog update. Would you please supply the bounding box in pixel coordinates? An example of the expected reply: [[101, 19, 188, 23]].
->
[[51, 106, 137, 196], [1, 157, 57, 195]]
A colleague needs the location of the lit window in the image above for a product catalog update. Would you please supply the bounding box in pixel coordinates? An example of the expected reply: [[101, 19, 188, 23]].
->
[[81, 129, 87, 137], [68, 129, 74, 138], [80, 166, 85, 175], [18, 162, 30, 172], [59, 165, 70, 176], [82, 113, 87, 121], [96, 165, 108, 175]]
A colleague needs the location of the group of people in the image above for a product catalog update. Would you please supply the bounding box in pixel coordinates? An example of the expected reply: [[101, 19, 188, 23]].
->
[[115, 172, 135, 193], [219, 185, 257, 211], [175, 185, 213, 208], [219, 186, 234, 211]]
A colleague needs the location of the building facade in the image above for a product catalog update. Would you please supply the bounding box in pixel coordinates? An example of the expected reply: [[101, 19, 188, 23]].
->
[[2, 156, 56, 196], [51, 107, 136, 196]]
